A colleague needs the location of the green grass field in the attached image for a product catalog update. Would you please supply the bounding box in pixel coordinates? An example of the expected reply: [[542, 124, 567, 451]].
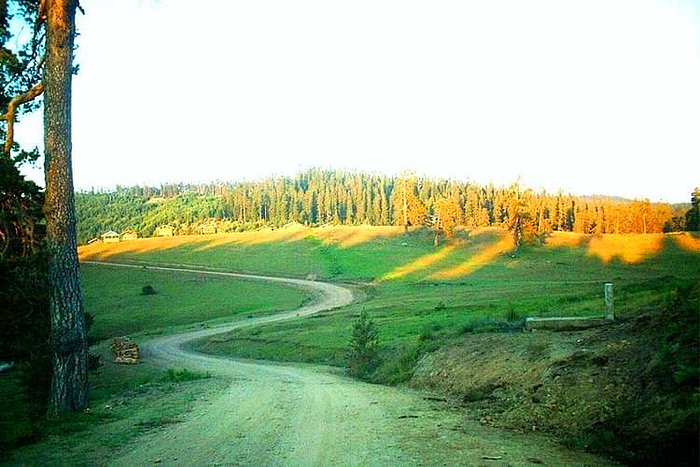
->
[[3, 226, 698, 462], [78, 227, 700, 383], [81, 263, 312, 341]]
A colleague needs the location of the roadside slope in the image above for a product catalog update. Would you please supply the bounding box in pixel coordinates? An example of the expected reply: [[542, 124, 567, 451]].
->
[[411, 282, 699, 465], [97, 262, 612, 466]]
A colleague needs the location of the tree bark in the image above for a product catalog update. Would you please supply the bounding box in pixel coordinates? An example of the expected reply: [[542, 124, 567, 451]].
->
[[43, 0, 88, 416]]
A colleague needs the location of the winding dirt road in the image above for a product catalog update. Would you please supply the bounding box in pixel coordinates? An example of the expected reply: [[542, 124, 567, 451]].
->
[[95, 262, 611, 466]]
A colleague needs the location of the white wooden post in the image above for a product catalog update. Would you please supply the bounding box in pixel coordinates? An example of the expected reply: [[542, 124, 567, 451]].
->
[[604, 283, 614, 321]]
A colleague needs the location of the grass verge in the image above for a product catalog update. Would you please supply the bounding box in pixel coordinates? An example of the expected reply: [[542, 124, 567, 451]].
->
[[2, 348, 226, 465], [1, 262, 311, 460], [82, 262, 312, 341]]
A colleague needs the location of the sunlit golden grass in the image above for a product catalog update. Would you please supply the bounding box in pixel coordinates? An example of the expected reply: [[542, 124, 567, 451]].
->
[[195, 227, 310, 250], [674, 232, 700, 252], [78, 235, 201, 261], [79, 225, 408, 262], [429, 230, 515, 280], [587, 234, 664, 264], [315, 225, 404, 248], [79, 227, 699, 283], [545, 231, 586, 248], [79, 227, 312, 261], [381, 244, 459, 281]]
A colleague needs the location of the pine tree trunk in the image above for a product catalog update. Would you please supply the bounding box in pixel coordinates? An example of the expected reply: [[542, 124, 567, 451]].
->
[[43, 0, 89, 416], [402, 179, 408, 232]]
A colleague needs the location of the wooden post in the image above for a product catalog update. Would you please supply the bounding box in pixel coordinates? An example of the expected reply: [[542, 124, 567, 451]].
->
[[604, 283, 614, 321]]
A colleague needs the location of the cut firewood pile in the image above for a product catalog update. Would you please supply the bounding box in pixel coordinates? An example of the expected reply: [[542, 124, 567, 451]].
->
[[111, 337, 140, 364]]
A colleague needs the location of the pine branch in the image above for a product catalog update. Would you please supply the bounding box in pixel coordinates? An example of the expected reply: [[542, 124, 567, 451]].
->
[[1, 82, 44, 156]]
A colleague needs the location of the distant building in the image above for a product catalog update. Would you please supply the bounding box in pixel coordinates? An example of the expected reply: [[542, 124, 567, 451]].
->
[[155, 225, 175, 237], [121, 229, 138, 241], [101, 231, 120, 243], [199, 223, 217, 235]]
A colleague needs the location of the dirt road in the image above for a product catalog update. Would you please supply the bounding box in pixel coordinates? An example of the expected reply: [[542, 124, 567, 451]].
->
[[97, 263, 612, 466]]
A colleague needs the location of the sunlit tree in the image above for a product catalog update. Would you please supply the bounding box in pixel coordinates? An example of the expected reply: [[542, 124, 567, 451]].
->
[[504, 183, 538, 248], [42, 0, 89, 415], [432, 194, 461, 246], [391, 174, 427, 232]]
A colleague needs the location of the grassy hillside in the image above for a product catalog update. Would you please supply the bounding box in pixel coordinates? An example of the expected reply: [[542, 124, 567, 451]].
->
[[412, 282, 699, 465], [5, 226, 697, 463], [77, 227, 700, 369], [79, 224, 699, 282], [81, 263, 312, 341], [78, 226, 700, 464]]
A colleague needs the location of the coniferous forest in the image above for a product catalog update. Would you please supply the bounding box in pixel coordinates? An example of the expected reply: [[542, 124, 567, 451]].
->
[[75, 168, 697, 244]]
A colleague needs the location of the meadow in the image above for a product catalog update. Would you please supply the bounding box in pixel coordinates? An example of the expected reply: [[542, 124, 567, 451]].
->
[[78, 226, 700, 382], [3, 226, 698, 463], [81, 263, 312, 341]]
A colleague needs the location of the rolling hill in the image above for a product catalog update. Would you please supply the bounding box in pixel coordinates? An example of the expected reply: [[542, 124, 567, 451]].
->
[[25, 226, 700, 464]]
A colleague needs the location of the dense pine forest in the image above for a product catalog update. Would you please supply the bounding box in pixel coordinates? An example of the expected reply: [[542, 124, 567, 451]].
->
[[75, 169, 697, 244]]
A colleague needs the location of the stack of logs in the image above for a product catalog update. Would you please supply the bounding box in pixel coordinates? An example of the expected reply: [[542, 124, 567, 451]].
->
[[111, 337, 140, 364]]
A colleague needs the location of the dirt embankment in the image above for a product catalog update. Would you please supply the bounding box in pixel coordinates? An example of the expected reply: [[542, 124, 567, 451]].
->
[[411, 285, 699, 465]]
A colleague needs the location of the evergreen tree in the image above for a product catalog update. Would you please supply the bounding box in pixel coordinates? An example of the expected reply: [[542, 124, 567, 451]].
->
[[432, 194, 461, 246], [71, 170, 680, 239], [504, 183, 537, 248], [391, 175, 427, 231], [686, 188, 700, 231], [44, 0, 89, 416], [347, 310, 379, 380]]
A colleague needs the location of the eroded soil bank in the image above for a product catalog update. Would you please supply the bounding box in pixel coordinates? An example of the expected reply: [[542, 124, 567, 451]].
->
[[411, 283, 699, 465]]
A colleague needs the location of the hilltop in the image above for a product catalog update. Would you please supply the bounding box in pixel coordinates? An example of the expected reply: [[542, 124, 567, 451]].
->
[[75, 168, 697, 244]]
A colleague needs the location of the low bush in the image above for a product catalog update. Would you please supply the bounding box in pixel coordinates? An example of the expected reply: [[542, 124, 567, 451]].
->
[[370, 339, 441, 385], [141, 284, 157, 296], [346, 311, 380, 380]]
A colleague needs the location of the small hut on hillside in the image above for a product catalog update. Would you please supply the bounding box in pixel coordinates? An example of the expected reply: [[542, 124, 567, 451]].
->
[[101, 231, 120, 243], [121, 229, 138, 241], [155, 225, 175, 237], [199, 223, 217, 235]]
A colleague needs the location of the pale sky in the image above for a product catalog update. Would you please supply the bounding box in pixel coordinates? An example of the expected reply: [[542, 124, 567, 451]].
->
[[15, 0, 700, 202]]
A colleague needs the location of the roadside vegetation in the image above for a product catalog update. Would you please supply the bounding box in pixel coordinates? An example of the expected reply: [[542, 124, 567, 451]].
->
[[2, 349, 227, 464], [80, 264, 312, 341]]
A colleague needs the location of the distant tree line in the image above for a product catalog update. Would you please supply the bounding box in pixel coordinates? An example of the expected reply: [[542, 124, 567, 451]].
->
[[75, 169, 697, 244]]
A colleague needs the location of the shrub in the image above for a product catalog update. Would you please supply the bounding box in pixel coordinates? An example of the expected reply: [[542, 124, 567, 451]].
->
[[346, 311, 380, 380], [460, 315, 525, 334], [141, 284, 157, 296], [371, 339, 441, 385]]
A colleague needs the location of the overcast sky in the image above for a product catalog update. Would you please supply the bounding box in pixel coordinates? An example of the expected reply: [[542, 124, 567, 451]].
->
[[15, 0, 700, 202]]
